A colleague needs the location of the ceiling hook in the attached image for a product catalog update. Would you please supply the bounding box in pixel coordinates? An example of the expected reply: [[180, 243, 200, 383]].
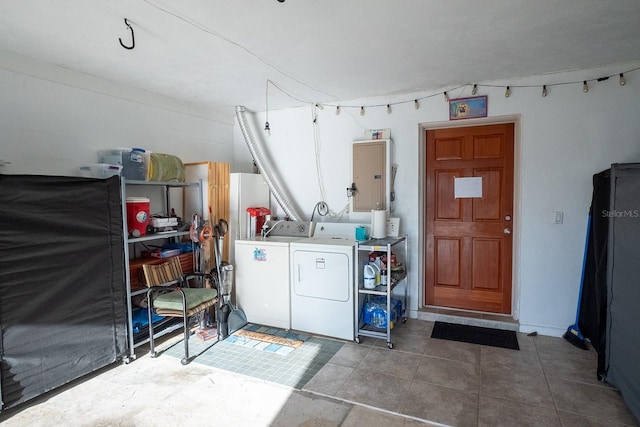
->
[[119, 18, 135, 50]]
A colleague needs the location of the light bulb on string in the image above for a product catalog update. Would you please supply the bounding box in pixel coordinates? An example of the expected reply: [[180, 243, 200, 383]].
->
[[542, 85, 548, 97], [443, 91, 449, 102], [335, 106, 341, 115], [472, 84, 478, 95], [387, 104, 392, 114], [583, 81, 589, 93], [314, 103, 324, 110], [505, 86, 511, 97], [360, 106, 365, 116], [620, 73, 626, 86], [414, 99, 420, 109]]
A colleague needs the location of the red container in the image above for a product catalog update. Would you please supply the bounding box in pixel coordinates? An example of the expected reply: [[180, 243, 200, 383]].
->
[[126, 197, 150, 237], [246, 207, 271, 238]]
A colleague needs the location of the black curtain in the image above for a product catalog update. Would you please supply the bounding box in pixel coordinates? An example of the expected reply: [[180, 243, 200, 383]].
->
[[579, 168, 610, 379], [0, 174, 127, 410]]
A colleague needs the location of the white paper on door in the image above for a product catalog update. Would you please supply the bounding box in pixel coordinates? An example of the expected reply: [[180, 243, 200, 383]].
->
[[454, 177, 483, 198]]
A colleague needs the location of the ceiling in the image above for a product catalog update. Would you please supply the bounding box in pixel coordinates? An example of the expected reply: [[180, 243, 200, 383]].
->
[[2, 0, 640, 114]]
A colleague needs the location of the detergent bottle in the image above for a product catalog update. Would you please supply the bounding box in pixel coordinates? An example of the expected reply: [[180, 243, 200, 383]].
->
[[363, 264, 376, 289]]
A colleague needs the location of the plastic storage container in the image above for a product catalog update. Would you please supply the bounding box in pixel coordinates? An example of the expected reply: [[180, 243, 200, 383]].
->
[[98, 148, 149, 181], [79, 163, 122, 178], [126, 197, 150, 237]]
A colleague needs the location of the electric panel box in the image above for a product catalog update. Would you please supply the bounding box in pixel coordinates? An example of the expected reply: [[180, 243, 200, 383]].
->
[[352, 139, 393, 212]]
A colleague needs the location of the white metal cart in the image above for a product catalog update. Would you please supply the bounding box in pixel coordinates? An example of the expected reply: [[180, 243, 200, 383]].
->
[[354, 234, 408, 349]]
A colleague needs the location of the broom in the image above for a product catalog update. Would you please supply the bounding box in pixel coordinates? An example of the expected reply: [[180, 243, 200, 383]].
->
[[563, 213, 590, 350]]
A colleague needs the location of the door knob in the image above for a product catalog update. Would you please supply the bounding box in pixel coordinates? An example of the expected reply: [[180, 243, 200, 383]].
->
[[504, 228, 512, 235]]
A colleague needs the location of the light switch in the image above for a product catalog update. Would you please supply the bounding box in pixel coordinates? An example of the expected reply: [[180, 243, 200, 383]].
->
[[553, 211, 564, 224]]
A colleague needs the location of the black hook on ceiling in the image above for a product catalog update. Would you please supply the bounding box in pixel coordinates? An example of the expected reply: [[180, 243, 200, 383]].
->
[[119, 18, 135, 50]]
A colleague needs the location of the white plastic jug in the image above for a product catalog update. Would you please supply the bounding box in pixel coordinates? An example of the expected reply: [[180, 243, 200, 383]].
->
[[363, 264, 376, 289], [370, 262, 381, 285]]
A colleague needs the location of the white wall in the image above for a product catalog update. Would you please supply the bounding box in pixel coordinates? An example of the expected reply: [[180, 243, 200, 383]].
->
[[1, 50, 234, 176], [233, 61, 640, 336]]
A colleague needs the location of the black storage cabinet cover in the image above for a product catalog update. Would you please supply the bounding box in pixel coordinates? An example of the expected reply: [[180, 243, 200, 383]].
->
[[0, 174, 127, 411]]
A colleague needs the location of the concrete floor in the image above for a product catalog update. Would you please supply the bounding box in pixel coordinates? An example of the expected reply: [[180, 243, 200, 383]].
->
[[1, 318, 637, 426]]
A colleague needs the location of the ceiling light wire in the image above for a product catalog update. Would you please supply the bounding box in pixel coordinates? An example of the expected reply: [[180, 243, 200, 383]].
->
[[141, 0, 339, 101], [264, 80, 270, 133]]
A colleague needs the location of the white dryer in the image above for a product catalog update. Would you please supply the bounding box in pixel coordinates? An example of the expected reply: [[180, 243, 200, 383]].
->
[[289, 224, 359, 341]]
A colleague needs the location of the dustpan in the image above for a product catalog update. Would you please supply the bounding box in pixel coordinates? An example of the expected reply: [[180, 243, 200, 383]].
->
[[220, 264, 247, 334], [211, 213, 247, 336]]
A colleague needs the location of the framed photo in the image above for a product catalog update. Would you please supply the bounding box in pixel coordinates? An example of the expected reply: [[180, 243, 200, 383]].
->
[[449, 95, 488, 120]]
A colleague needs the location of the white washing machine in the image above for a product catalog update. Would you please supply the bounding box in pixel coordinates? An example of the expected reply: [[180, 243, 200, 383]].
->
[[235, 221, 313, 330], [235, 236, 301, 329], [289, 223, 360, 341]]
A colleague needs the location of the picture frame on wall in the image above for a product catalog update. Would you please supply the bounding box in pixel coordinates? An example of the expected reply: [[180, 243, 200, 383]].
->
[[449, 95, 488, 120]]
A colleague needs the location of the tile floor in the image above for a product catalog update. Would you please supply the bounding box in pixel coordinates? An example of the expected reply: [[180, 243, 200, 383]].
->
[[164, 325, 345, 389], [304, 319, 638, 426], [1, 318, 637, 426]]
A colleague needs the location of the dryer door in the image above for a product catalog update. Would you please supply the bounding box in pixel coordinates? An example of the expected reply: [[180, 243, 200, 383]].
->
[[292, 249, 350, 301]]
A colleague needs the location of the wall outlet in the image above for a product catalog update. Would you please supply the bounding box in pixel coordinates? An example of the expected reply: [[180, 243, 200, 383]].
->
[[553, 211, 564, 224], [386, 217, 400, 237]]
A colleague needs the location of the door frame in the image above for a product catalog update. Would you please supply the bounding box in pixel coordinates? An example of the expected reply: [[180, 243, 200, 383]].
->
[[418, 114, 522, 320]]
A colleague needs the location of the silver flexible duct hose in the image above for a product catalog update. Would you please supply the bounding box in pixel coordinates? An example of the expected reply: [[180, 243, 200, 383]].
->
[[235, 106, 304, 221]]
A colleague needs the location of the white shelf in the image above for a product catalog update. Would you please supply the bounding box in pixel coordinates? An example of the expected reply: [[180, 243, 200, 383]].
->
[[354, 234, 409, 349]]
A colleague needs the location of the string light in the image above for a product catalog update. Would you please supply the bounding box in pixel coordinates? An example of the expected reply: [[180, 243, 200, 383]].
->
[[262, 66, 637, 117]]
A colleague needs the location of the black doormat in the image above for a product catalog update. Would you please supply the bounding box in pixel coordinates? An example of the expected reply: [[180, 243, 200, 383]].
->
[[431, 321, 519, 350]]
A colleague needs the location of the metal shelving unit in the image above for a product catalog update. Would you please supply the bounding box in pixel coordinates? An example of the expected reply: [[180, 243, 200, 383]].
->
[[354, 234, 408, 349], [121, 178, 203, 362]]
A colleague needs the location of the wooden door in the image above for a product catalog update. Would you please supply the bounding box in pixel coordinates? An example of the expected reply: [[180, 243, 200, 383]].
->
[[425, 124, 514, 313]]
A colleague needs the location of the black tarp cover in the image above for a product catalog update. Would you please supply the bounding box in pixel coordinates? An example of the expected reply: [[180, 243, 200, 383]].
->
[[579, 168, 610, 378], [0, 174, 127, 410], [604, 164, 640, 422]]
